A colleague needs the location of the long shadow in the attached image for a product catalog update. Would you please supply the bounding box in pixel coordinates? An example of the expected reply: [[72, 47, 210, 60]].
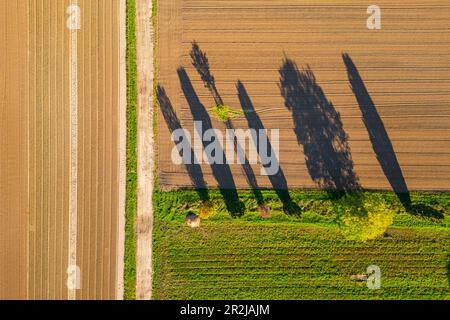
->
[[157, 85, 209, 202], [447, 256, 450, 287], [279, 57, 360, 194], [342, 53, 444, 219], [177, 67, 244, 216], [342, 53, 410, 204], [190, 41, 223, 106], [237, 80, 301, 214], [190, 42, 266, 209]]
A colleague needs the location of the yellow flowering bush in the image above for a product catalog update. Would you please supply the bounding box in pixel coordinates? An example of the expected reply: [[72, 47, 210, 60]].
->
[[333, 193, 395, 242]]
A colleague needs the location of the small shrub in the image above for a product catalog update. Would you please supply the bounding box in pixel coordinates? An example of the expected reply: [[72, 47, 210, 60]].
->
[[199, 201, 213, 219], [333, 193, 395, 242]]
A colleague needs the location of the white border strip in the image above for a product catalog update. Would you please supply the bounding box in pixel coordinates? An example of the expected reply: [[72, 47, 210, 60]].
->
[[136, 0, 155, 300], [68, 0, 79, 301]]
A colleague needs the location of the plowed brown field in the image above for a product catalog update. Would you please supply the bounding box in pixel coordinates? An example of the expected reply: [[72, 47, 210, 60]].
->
[[158, 0, 450, 191], [0, 0, 125, 300]]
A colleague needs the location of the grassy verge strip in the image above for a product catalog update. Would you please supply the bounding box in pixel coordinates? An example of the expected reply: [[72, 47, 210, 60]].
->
[[124, 0, 137, 300]]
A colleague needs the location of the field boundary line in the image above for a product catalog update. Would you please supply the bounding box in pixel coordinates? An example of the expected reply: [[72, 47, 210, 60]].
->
[[116, 0, 127, 301], [135, 0, 155, 300], [26, 0, 31, 300]]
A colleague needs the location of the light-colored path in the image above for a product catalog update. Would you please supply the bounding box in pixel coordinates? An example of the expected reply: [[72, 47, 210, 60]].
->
[[136, 0, 155, 300], [68, 0, 79, 301]]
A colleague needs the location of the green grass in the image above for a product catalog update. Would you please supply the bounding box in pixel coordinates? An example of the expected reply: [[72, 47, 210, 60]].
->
[[124, 0, 138, 300], [153, 190, 450, 299], [153, 220, 450, 300], [154, 189, 450, 228]]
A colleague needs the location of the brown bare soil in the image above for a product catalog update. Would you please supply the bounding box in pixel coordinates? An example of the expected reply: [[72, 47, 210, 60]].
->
[[1, 0, 125, 300], [0, 0, 29, 300], [157, 0, 450, 192]]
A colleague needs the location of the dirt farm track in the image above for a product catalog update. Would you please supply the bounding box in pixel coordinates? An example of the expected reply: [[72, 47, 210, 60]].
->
[[0, 0, 126, 300], [158, 0, 450, 192]]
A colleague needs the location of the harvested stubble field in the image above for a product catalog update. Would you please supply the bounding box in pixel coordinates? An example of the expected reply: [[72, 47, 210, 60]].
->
[[0, 0, 125, 299], [158, 0, 450, 191], [0, 0, 29, 300]]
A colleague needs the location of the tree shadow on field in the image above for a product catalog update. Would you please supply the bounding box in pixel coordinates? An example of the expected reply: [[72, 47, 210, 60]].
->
[[279, 56, 361, 195], [177, 67, 244, 217], [342, 53, 444, 220], [189, 42, 268, 211], [447, 255, 450, 287], [157, 85, 210, 202], [237, 80, 301, 215], [190, 41, 223, 106]]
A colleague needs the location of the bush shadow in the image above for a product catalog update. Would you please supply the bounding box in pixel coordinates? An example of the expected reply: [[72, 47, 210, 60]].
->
[[406, 204, 445, 220]]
